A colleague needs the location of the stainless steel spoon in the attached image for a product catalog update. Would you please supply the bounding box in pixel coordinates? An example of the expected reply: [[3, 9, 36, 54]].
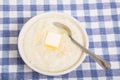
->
[[53, 22, 111, 69]]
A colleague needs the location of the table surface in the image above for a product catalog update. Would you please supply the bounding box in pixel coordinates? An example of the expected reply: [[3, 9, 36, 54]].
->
[[0, 0, 120, 80]]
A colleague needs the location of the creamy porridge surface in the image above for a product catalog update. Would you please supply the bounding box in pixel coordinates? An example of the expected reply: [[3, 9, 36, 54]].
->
[[23, 14, 85, 72]]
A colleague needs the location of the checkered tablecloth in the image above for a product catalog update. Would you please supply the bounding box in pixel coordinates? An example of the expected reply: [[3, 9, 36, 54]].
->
[[0, 0, 120, 80]]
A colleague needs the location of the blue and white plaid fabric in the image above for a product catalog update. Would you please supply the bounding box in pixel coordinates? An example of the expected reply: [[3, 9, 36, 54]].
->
[[0, 0, 120, 80]]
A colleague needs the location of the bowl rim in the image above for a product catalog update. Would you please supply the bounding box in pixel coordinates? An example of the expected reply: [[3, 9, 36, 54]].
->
[[18, 11, 89, 76]]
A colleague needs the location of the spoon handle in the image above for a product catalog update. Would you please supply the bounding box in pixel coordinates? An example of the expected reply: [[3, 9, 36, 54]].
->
[[70, 36, 111, 69]]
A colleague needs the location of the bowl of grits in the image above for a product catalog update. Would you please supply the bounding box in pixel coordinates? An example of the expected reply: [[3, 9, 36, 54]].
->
[[18, 12, 88, 76]]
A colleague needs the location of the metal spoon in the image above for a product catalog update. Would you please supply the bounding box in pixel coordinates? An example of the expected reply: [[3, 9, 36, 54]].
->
[[53, 22, 111, 69]]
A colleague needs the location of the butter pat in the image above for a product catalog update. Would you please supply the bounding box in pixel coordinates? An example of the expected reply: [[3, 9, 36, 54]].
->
[[45, 32, 62, 48]]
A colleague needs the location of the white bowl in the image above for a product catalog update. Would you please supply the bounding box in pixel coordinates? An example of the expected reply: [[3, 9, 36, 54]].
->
[[18, 12, 88, 76]]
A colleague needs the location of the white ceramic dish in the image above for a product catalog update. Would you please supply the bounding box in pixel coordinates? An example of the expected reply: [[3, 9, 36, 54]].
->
[[18, 12, 88, 76]]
